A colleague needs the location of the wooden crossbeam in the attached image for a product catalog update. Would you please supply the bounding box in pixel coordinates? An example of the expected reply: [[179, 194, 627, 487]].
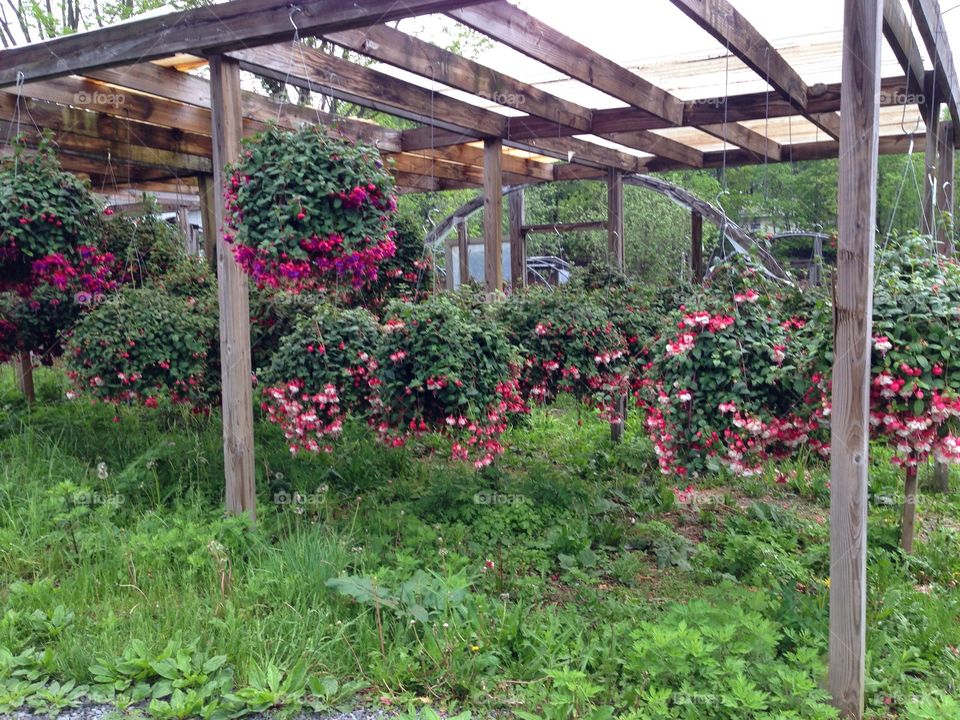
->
[[696, 123, 782, 161], [386, 152, 542, 187], [86, 62, 401, 150], [526, 137, 647, 173], [325, 23, 593, 133], [0, 0, 486, 87], [403, 144, 557, 182], [670, 0, 808, 109], [883, 0, 935, 119], [230, 44, 506, 138], [598, 130, 704, 167], [522, 221, 606, 233], [911, 0, 960, 121], [448, 1, 685, 125]]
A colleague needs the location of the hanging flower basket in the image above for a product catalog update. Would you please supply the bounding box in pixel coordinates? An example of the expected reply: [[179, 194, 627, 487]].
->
[[223, 126, 398, 293], [0, 135, 104, 294]]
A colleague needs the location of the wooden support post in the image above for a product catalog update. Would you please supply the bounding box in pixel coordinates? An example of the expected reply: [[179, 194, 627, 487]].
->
[[902, 464, 919, 552], [829, 1, 882, 717], [483, 138, 503, 295], [444, 242, 455, 290], [607, 168, 625, 271], [175, 205, 192, 254], [210, 55, 256, 522], [197, 174, 218, 273], [923, 108, 940, 237], [607, 168, 626, 442], [14, 351, 35, 404], [457, 219, 470, 287], [509, 188, 526, 289], [811, 235, 824, 286], [691, 210, 704, 282]]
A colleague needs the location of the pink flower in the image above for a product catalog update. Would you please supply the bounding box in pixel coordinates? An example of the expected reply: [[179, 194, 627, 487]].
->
[[873, 336, 892, 355]]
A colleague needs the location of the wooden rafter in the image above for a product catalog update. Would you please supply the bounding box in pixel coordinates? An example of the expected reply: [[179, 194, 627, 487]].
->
[[670, 0, 808, 109], [448, 1, 685, 125], [0, 0, 486, 87], [883, 0, 935, 119], [598, 130, 703, 167], [229, 43, 506, 137], [325, 23, 593, 133], [911, 0, 960, 120], [697, 123, 782, 161]]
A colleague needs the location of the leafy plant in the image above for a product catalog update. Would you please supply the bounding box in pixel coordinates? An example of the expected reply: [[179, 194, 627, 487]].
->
[[224, 124, 398, 291]]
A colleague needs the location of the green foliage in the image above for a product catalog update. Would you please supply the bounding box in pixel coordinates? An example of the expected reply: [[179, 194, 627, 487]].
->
[[0, 135, 101, 289], [65, 286, 218, 408]]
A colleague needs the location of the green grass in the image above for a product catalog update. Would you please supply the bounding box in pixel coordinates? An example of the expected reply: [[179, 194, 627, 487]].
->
[[1, 366, 959, 719]]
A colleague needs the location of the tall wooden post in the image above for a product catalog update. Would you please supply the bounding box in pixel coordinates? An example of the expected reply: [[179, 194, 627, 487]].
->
[[509, 188, 526, 290], [934, 120, 955, 492], [210, 56, 256, 522], [457, 219, 470, 287], [691, 210, 704, 282], [483, 138, 503, 295], [829, 1, 882, 717], [607, 169, 625, 270], [197, 174, 218, 273], [608, 168, 626, 442], [444, 241, 456, 290], [15, 352, 35, 404], [176, 205, 191, 253]]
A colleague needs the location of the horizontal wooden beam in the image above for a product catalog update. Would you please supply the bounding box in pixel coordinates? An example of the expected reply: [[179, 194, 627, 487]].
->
[[525, 136, 647, 173], [231, 44, 506, 138], [325, 23, 592, 133], [522, 220, 606, 233], [697, 122, 782, 161], [670, 0, 808, 109], [911, 0, 960, 120], [85, 62, 401, 150], [599, 130, 703, 167], [406, 144, 557, 181], [449, 1, 684, 125], [883, 0, 935, 119], [0, 0, 485, 87]]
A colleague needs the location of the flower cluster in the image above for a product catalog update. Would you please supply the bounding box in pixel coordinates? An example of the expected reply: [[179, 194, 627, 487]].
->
[[0, 135, 104, 295], [259, 305, 381, 453], [223, 126, 398, 293], [640, 259, 826, 477], [65, 287, 218, 410], [852, 237, 960, 468], [498, 288, 630, 422], [371, 295, 526, 467]]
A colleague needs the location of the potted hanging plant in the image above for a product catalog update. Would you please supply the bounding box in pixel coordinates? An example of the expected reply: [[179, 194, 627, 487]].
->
[[0, 134, 105, 294], [223, 125, 399, 293]]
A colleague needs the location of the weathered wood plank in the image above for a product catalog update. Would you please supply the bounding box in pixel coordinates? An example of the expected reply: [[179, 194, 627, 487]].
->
[[509, 189, 525, 289], [326, 24, 592, 133], [829, 0, 882, 716], [697, 122, 782, 161], [670, 0, 808, 108], [209, 55, 256, 522], [449, 1, 684, 125], [230, 44, 506, 138], [691, 210, 704, 282], [911, 0, 960, 121], [883, 0, 934, 118], [599, 130, 703, 167], [484, 137, 504, 294], [0, 0, 486, 87]]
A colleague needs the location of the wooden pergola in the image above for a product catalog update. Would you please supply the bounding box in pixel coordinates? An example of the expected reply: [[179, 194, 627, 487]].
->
[[1, 2, 958, 717]]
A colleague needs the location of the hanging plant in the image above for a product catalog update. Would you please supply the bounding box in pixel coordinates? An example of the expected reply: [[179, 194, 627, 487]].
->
[[259, 305, 381, 454], [371, 295, 526, 468], [0, 285, 83, 366], [223, 125, 398, 293], [65, 287, 219, 410], [498, 287, 630, 423], [0, 134, 106, 294], [640, 257, 826, 478]]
